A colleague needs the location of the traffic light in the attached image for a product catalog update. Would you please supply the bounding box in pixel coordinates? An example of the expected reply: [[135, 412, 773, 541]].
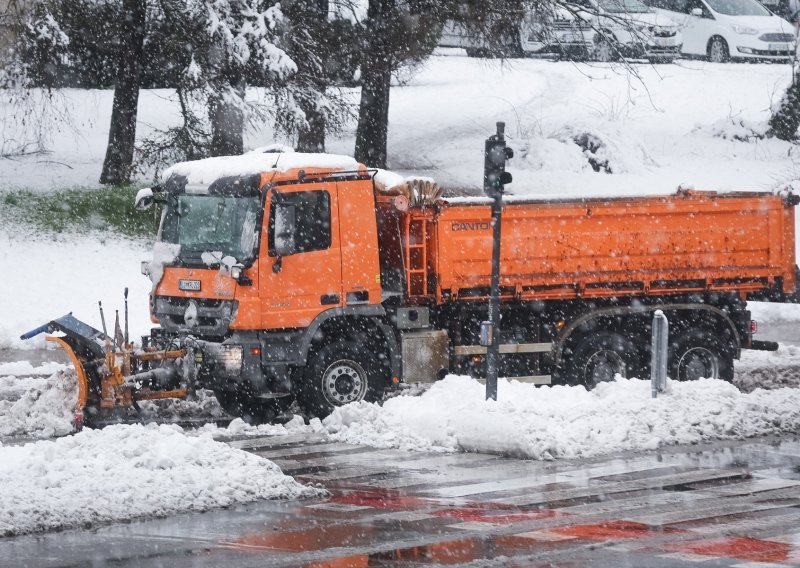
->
[[484, 122, 514, 199]]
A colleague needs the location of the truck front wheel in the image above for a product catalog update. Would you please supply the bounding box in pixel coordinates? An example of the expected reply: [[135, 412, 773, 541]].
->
[[300, 339, 386, 418], [566, 332, 641, 389], [669, 331, 733, 382]]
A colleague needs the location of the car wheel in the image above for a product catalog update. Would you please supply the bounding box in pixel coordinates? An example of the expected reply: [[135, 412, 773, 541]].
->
[[300, 339, 386, 418], [566, 332, 642, 390], [707, 36, 730, 63], [593, 37, 618, 62]]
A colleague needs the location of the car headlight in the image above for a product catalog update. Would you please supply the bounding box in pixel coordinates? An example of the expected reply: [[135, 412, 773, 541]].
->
[[731, 24, 759, 35]]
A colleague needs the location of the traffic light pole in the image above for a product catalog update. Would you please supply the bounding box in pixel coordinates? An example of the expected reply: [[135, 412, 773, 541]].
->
[[486, 189, 503, 401], [481, 121, 512, 401]]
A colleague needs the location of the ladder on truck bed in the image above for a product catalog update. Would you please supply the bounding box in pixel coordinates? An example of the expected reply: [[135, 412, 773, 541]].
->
[[405, 216, 429, 297]]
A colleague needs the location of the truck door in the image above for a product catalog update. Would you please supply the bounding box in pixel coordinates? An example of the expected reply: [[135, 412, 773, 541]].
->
[[259, 182, 342, 329]]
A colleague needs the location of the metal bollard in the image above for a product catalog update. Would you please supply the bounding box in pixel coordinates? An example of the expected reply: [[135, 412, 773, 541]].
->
[[651, 310, 669, 398]]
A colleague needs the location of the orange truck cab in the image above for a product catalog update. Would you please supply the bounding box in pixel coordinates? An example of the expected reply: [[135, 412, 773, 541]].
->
[[138, 150, 799, 421]]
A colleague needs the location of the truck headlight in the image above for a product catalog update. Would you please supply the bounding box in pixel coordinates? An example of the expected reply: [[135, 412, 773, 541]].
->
[[220, 346, 243, 373]]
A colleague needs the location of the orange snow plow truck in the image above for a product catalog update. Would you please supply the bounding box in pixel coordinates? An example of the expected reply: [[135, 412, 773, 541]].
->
[[23, 150, 800, 425]]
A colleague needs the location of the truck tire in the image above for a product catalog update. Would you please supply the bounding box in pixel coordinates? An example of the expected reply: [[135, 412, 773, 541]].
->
[[213, 388, 294, 424], [669, 331, 734, 382], [300, 339, 386, 418], [566, 332, 641, 389]]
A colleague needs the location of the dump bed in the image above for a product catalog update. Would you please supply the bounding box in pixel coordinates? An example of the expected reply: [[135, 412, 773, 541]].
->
[[407, 190, 796, 302]]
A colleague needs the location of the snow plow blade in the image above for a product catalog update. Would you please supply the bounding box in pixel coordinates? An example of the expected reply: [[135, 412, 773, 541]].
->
[[21, 314, 190, 429]]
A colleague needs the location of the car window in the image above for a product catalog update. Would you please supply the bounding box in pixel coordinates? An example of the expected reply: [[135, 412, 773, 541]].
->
[[597, 0, 652, 12], [705, 0, 771, 14]]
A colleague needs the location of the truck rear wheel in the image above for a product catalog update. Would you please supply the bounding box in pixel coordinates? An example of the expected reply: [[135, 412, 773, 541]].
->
[[669, 331, 733, 382], [213, 387, 294, 424], [566, 332, 641, 389], [300, 339, 386, 418]]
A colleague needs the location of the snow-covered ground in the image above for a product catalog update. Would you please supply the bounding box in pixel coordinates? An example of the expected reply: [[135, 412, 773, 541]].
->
[[0, 423, 321, 536], [3, 54, 800, 537], [0, 55, 797, 198], [325, 375, 800, 460]]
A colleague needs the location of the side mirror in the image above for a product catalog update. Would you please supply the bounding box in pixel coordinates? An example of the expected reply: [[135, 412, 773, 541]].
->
[[690, 7, 703, 16], [134, 187, 155, 211]]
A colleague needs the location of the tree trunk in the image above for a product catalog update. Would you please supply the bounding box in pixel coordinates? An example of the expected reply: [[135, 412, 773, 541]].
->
[[209, 85, 245, 156], [769, 67, 800, 141], [99, 0, 146, 185], [354, 0, 395, 169], [291, 0, 329, 153], [297, 102, 326, 152]]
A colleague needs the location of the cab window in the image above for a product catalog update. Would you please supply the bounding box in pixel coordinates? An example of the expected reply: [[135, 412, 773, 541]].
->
[[269, 190, 331, 256]]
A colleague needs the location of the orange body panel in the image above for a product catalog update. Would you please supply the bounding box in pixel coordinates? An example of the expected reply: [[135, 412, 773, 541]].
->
[[427, 191, 796, 301]]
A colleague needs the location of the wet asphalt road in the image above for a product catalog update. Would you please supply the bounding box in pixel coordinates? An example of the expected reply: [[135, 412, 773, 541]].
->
[[2, 433, 800, 567], [1, 318, 800, 566]]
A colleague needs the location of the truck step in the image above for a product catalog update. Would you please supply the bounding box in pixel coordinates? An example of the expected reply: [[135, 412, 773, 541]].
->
[[454, 343, 551, 356]]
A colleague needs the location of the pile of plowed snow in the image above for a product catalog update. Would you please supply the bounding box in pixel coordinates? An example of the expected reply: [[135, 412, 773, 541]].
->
[[324, 375, 800, 460], [0, 423, 321, 536], [0, 363, 75, 439]]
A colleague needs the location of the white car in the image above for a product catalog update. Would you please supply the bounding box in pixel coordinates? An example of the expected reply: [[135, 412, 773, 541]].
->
[[645, 0, 796, 61], [570, 0, 684, 62]]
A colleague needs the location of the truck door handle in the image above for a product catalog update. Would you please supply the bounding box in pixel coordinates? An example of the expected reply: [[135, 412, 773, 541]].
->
[[320, 294, 340, 305]]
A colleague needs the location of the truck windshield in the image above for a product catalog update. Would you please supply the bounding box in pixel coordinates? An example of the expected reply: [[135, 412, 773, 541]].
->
[[597, 0, 651, 12], [160, 194, 261, 265]]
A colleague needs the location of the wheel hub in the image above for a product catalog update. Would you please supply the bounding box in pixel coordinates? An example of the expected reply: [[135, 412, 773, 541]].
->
[[322, 360, 367, 405]]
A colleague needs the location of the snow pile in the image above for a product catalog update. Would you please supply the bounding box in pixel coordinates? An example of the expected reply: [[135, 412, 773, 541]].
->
[[0, 367, 76, 439], [137, 388, 227, 422], [324, 375, 800, 460], [734, 344, 800, 392], [0, 423, 321, 536], [199, 414, 323, 438], [516, 123, 654, 177]]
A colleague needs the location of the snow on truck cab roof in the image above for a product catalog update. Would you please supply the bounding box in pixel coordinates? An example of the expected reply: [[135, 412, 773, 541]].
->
[[153, 149, 443, 207], [160, 150, 364, 189]]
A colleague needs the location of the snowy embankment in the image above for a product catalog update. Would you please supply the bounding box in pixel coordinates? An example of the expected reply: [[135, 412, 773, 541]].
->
[[0, 423, 321, 537], [324, 375, 800, 460], [0, 230, 153, 350]]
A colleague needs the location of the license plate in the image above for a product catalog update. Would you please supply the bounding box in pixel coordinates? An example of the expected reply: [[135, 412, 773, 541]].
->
[[768, 43, 791, 51], [179, 279, 201, 291]]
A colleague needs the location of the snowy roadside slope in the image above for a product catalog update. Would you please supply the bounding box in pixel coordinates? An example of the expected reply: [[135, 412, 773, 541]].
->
[[0, 424, 322, 537], [0, 59, 794, 198], [0, 231, 153, 349], [325, 375, 800, 460]]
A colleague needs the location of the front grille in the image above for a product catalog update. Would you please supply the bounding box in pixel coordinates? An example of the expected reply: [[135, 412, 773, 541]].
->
[[551, 20, 590, 31], [759, 33, 795, 42], [154, 296, 238, 337], [750, 47, 793, 56]]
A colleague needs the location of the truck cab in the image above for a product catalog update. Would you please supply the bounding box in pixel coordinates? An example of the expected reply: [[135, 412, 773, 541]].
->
[[141, 152, 396, 422]]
